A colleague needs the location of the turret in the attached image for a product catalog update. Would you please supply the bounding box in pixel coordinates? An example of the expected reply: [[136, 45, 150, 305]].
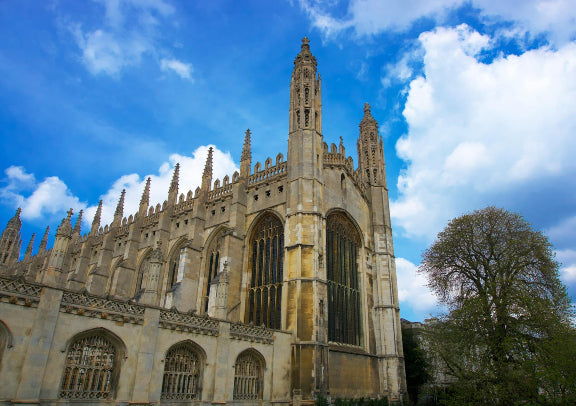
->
[[72, 210, 83, 237], [139, 178, 151, 216], [357, 103, 386, 187], [0, 208, 23, 266]]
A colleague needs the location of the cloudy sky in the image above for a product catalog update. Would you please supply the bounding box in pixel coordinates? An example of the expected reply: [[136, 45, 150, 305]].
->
[[1, 0, 575, 322]]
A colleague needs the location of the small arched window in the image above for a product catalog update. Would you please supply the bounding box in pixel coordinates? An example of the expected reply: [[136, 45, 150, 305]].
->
[[59, 331, 123, 400], [246, 214, 284, 329], [135, 251, 152, 296], [168, 244, 187, 290], [326, 212, 362, 345], [203, 233, 222, 313], [161, 342, 203, 400], [233, 349, 264, 400]]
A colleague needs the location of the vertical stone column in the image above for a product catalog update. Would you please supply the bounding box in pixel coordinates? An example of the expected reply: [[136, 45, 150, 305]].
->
[[15, 287, 63, 403], [212, 322, 231, 403], [131, 307, 161, 404]]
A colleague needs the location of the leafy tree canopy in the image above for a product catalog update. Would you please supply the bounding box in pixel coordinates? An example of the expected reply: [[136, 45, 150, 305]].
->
[[420, 207, 575, 405]]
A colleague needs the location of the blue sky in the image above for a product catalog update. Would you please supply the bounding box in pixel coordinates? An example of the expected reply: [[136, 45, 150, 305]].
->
[[1, 0, 576, 322]]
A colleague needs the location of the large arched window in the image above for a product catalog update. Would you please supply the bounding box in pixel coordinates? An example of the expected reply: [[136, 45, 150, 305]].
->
[[326, 212, 362, 345], [246, 214, 283, 329], [203, 233, 222, 313], [161, 342, 203, 400], [233, 349, 264, 400], [59, 330, 124, 400]]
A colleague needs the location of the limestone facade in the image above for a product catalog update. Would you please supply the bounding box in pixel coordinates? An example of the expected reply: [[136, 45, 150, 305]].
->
[[0, 38, 406, 405]]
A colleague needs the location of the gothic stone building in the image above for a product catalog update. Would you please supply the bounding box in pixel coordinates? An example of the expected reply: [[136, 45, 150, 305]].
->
[[0, 38, 406, 405]]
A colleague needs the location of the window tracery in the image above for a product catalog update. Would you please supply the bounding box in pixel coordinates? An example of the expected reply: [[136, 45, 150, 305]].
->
[[247, 214, 283, 329], [204, 234, 222, 312], [326, 213, 362, 345], [168, 245, 186, 290], [59, 333, 120, 400], [161, 342, 202, 400], [233, 350, 264, 400], [135, 252, 151, 297]]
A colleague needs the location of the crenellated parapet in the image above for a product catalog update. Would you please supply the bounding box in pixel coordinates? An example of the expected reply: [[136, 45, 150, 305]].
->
[[248, 154, 287, 187]]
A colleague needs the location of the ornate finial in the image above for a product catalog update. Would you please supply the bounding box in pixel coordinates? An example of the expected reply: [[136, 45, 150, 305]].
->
[[25, 233, 35, 258], [169, 163, 180, 193], [140, 178, 151, 210], [364, 103, 371, 115], [73, 210, 83, 235], [302, 36, 310, 46], [56, 209, 74, 236], [114, 189, 126, 220], [202, 147, 214, 190], [39, 226, 49, 251], [90, 200, 102, 236], [241, 129, 252, 162]]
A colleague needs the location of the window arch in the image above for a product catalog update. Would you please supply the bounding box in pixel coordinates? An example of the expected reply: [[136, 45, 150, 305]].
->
[[161, 341, 204, 400], [135, 250, 152, 297], [233, 349, 265, 400], [203, 232, 223, 313], [168, 241, 187, 290], [59, 329, 124, 400], [246, 214, 284, 329], [326, 212, 362, 345]]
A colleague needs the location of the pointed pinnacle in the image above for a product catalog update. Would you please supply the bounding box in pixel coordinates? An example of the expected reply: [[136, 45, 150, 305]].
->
[[57, 209, 74, 236], [115, 189, 126, 218], [241, 129, 252, 162], [203, 147, 213, 179], [140, 178, 151, 208], [169, 163, 180, 193], [91, 200, 102, 235], [73, 210, 83, 235], [7, 207, 22, 228], [39, 226, 49, 251], [25, 233, 35, 258]]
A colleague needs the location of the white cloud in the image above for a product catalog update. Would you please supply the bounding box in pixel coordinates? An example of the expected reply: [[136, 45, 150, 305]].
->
[[390, 25, 576, 240], [161, 58, 193, 80], [556, 249, 576, 283], [68, 0, 191, 78], [396, 257, 439, 314], [300, 0, 576, 44], [1, 146, 238, 231], [0, 166, 86, 220]]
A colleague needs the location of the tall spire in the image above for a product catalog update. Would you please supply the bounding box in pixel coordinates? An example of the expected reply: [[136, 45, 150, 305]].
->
[[202, 147, 213, 191], [114, 189, 125, 225], [39, 226, 49, 251], [139, 177, 151, 214], [168, 163, 180, 205], [289, 37, 322, 134], [7, 207, 22, 229], [90, 201, 102, 236], [240, 129, 252, 177], [24, 233, 35, 258], [56, 209, 74, 237], [72, 210, 83, 236]]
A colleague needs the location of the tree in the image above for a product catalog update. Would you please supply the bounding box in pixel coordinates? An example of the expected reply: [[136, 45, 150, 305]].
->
[[420, 207, 576, 405], [402, 325, 431, 404]]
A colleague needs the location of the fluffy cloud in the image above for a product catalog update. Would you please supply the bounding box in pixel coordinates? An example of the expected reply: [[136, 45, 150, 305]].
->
[[391, 24, 576, 240], [0, 166, 87, 220], [160, 58, 193, 80], [396, 257, 439, 315], [69, 0, 192, 78], [300, 0, 576, 44], [1, 145, 238, 230]]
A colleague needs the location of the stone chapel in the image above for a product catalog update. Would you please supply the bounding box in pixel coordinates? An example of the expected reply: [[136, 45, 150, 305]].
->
[[0, 38, 406, 405]]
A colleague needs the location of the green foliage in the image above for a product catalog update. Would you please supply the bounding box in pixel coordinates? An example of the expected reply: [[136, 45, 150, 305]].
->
[[402, 326, 431, 404], [316, 394, 329, 406], [420, 207, 576, 405]]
